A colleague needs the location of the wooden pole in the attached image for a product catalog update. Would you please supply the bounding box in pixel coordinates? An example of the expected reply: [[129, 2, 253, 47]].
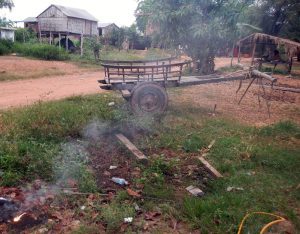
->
[[251, 42, 257, 65], [80, 34, 84, 57], [49, 31, 52, 45], [38, 21, 41, 43], [237, 43, 241, 63], [230, 43, 235, 67], [66, 34, 69, 51], [58, 33, 61, 49]]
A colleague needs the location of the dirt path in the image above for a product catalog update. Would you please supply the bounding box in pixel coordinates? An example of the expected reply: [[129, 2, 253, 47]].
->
[[0, 71, 105, 110]]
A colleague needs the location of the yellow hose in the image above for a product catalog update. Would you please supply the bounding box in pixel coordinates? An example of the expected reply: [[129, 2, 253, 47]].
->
[[237, 211, 286, 234]]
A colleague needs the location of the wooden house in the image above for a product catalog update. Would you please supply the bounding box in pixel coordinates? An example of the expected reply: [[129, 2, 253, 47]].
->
[[36, 4, 98, 50], [23, 17, 38, 33], [98, 23, 119, 37]]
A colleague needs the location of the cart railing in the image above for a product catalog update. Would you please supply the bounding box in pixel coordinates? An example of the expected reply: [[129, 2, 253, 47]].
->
[[100, 56, 177, 66], [101, 61, 191, 84]]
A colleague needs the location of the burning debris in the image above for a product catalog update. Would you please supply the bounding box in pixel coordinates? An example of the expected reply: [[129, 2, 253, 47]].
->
[[0, 197, 19, 223]]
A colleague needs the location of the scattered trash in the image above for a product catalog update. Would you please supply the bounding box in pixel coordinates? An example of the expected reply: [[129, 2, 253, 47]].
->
[[108, 102, 115, 107], [245, 171, 255, 176], [134, 203, 141, 212], [38, 227, 48, 233], [144, 211, 161, 221], [103, 170, 111, 176], [186, 185, 205, 197], [208, 139, 216, 149], [124, 217, 133, 223], [0, 197, 19, 222], [111, 177, 129, 186], [126, 188, 141, 198], [109, 166, 118, 170], [226, 186, 244, 192], [80, 206, 86, 210]]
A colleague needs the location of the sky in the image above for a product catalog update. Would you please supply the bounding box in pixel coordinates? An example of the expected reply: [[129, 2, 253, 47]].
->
[[0, 0, 138, 27]]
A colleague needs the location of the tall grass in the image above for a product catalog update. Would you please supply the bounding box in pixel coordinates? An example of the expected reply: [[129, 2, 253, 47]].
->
[[13, 43, 69, 60], [0, 39, 14, 55]]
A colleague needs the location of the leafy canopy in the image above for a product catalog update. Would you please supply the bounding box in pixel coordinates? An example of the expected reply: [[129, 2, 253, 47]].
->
[[136, 0, 253, 74]]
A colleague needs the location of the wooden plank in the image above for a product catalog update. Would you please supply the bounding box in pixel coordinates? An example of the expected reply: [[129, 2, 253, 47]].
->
[[263, 85, 300, 93], [116, 134, 148, 161], [198, 157, 223, 178], [179, 75, 245, 86], [121, 90, 131, 98]]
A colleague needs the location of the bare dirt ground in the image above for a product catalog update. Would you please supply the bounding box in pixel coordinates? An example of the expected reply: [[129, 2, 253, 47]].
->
[[0, 56, 105, 109], [172, 57, 300, 126], [0, 56, 99, 81], [1, 56, 299, 126], [0, 71, 105, 109]]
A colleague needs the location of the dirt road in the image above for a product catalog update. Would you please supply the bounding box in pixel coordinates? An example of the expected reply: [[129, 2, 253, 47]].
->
[[0, 71, 105, 110]]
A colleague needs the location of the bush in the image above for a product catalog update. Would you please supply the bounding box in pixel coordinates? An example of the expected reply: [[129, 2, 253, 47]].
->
[[15, 28, 37, 43], [0, 39, 13, 55], [13, 43, 70, 60]]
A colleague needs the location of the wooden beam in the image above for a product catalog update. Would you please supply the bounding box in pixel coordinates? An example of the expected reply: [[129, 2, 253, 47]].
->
[[198, 157, 223, 178], [58, 33, 61, 49], [80, 34, 84, 57], [251, 42, 257, 65], [121, 90, 131, 98], [116, 134, 148, 161], [66, 35, 69, 51], [237, 43, 241, 63]]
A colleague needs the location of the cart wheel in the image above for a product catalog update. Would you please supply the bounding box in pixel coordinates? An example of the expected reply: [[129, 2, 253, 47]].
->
[[130, 82, 168, 116]]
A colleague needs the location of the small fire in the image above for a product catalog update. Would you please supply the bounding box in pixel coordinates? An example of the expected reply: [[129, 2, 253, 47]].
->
[[13, 213, 26, 222]]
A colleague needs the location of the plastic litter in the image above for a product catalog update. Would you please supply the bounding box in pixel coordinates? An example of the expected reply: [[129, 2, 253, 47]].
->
[[186, 185, 204, 197], [226, 186, 244, 192], [109, 166, 118, 170], [111, 177, 129, 186], [108, 102, 115, 107], [124, 217, 133, 223]]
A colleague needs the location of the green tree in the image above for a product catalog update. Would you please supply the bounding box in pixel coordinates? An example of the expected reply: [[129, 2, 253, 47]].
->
[[15, 28, 37, 43], [0, 0, 14, 27], [0, 0, 14, 9], [0, 17, 13, 27], [136, 0, 253, 74], [242, 0, 300, 40]]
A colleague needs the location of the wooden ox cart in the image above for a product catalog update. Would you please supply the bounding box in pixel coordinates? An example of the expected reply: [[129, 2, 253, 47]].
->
[[98, 57, 254, 115]]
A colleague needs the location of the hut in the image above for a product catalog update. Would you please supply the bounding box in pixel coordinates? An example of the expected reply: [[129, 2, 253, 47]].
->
[[98, 23, 119, 37], [23, 17, 38, 33], [235, 33, 300, 74], [37, 4, 98, 52], [0, 27, 15, 41]]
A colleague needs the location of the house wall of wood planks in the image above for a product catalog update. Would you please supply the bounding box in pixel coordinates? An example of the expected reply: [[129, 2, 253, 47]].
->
[[37, 5, 97, 36]]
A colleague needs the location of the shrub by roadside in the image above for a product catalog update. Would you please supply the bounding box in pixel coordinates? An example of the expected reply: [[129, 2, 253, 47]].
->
[[13, 43, 70, 60], [0, 39, 14, 55]]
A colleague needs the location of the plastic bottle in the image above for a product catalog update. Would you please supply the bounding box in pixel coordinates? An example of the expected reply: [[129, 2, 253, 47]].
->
[[111, 177, 129, 185]]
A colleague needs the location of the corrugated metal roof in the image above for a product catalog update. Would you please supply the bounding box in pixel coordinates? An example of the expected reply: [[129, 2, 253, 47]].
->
[[23, 17, 37, 23], [54, 5, 98, 22], [0, 27, 16, 31], [98, 23, 118, 28]]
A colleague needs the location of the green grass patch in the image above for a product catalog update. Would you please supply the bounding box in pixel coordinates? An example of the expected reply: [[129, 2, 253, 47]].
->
[[0, 93, 123, 186], [101, 201, 135, 232], [0, 91, 299, 233], [217, 65, 241, 73]]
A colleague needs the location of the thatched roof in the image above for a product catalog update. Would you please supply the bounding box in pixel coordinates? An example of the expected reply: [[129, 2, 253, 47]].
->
[[237, 33, 300, 57]]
